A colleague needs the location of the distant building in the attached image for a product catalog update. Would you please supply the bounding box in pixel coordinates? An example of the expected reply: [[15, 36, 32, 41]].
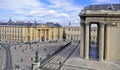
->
[[90, 27, 97, 43], [0, 19, 63, 43], [64, 26, 80, 41], [64, 26, 97, 41]]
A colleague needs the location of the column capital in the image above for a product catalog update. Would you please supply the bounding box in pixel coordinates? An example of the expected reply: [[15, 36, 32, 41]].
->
[[80, 22, 85, 26], [85, 23, 90, 26], [99, 23, 105, 27]]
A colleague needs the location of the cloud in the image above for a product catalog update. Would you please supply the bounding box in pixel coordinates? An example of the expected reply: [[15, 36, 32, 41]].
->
[[1, 0, 119, 26], [14, 9, 70, 18], [47, 0, 83, 25], [48, 0, 83, 11], [0, 0, 83, 26], [0, 0, 42, 11]]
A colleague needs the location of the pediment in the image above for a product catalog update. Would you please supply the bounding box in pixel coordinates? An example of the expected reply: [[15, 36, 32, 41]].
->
[[38, 24, 48, 28]]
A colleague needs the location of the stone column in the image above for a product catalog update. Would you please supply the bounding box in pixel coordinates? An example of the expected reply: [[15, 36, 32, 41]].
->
[[44, 29, 46, 42], [38, 29, 41, 42], [39, 29, 41, 42], [47, 29, 49, 41], [99, 23, 105, 61], [85, 23, 90, 60], [105, 23, 110, 60], [80, 22, 85, 58], [52, 29, 54, 41]]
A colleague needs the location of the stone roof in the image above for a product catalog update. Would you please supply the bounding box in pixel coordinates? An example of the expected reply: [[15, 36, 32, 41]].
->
[[46, 22, 62, 27], [0, 22, 62, 27], [84, 4, 120, 10], [65, 26, 80, 28], [0, 22, 38, 26]]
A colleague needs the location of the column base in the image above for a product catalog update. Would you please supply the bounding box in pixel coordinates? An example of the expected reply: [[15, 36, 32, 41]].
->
[[99, 58, 104, 61], [85, 57, 89, 60], [80, 56, 84, 59], [80, 53, 84, 58], [105, 58, 109, 61]]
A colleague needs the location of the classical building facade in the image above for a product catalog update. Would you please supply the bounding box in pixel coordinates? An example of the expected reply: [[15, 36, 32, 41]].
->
[[64, 26, 80, 41], [0, 20, 63, 43], [79, 4, 120, 61]]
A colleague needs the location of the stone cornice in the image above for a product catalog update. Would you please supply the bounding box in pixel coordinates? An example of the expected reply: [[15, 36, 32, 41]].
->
[[80, 14, 120, 17]]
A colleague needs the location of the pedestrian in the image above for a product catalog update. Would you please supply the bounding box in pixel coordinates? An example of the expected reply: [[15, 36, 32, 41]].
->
[[31, 57, 33, 62], [59, 62, 62, 67], [21, 58, 23, 62], [14, 46, 16, 49]]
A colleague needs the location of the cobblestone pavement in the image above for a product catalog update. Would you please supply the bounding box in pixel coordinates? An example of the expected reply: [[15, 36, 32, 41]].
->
[[10, 41, 68, 70], [0, 45, 4, 70]]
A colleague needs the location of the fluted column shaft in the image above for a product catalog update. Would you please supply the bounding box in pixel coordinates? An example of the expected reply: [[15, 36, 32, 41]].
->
[[85, 23, 90, 60], [105, 24, 110, 60], [99, 23, 105, 61], [44, 29, 46, 42], [39, 29, 41, 42], [80, 22, 85, 58]]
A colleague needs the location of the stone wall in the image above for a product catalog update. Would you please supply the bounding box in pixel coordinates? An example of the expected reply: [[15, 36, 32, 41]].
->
[[109, 24, 120, 60]]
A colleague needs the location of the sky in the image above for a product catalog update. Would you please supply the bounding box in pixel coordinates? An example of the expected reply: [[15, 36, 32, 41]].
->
[[0, 0, 120, 26]]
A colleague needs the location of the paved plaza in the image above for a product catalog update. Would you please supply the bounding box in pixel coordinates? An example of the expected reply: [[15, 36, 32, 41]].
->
[[10, 41, 69, 70], [0, 41, 120, 70]]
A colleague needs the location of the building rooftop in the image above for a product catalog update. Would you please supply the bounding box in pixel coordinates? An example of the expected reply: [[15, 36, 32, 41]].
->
[[46, 22, 62, 27], [0, 21, 62, 27], [65, 26, 80, 28], [84, 4, 120, 10]]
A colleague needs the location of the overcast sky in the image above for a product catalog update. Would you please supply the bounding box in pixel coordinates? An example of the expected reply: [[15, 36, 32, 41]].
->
[[0, 0, 120, 26]]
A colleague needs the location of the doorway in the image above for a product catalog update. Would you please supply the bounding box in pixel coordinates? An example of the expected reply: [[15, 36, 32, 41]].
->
[[89, 23, 99, 60], [41, 36, 45, 42]]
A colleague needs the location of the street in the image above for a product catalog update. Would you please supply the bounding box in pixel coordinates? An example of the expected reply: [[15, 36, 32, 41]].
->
[[1, 44, 13, 70]]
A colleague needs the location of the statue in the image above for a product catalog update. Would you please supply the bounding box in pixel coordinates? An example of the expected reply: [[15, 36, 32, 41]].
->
[[32, 50, 41, 70], [34, 50, 39, 63]]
